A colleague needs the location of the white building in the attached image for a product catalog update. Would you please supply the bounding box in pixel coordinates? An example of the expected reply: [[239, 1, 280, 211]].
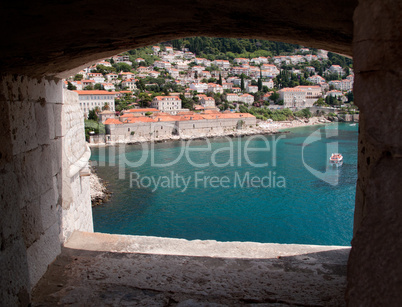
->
[[151, 96, 182, 112], [121, 79, 137, 91], [207, 83, 224, 94], [119, 72, 135, 80], [296, 85, 322, 106], [307, 74, 326, 84], [87, 73, 105, 83], [190, 83, 208, 93], [74, 90, 116, 117], [113, 55, 132, 66], [71, 81, 83, 90], [329, 79, 353, 91], [200, 96, 216, 108], [262, 79, 274, 89], [101, 83, 116, 91], [327, 90, 344, 98], [278, 88, 306, 108], [261, 64, 280, 77], [239, 94, 255, 105], [234, 58, 250, 65], [176, 62, 189, 70], [328, 65, 344, 75], [192, 66, 205, 74], [304, 54, 318, 62], [231, 66, 250, 76], [247, 85, 258, 93], [168, 68, 180, 78], [154, 61, 171, 70], [96, 60, 112, 67], [305, 66, 316, 74], [106, 73, 118, 81], [226, 93, 239, 102], [213, 60, 231, 69]]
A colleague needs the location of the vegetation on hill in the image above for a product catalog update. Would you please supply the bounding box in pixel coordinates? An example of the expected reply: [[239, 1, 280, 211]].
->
[[238, 105, 312, 121], [167, 37, 301, 60]]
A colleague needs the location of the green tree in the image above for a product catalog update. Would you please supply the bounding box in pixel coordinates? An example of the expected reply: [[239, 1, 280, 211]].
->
[[218, 73, 222, 85], [83, 85, 93, 90], [346, 91, 354, 103], [102, 103, 110, 111], [87, 109, 98, 121], [257, 78, 262, 91], [84, 120, 105, 141], [74, 74, 83, 81], [138, 92, 152, 107], [314, 97, 327, 106], [67, 81, 76, 90], [113, 62, 132, 72], [94, 83, 104, 90], [270, 92, 279, 103], [135, 79, 146, 91], [240, 74, 245, 91]]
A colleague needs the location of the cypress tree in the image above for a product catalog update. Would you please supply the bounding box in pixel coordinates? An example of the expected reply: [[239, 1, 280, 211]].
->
[[241, 74, 245, 91], [218, 73, 222, 85]]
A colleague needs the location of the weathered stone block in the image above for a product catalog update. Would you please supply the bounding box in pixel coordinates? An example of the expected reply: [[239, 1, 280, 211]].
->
[[40, 186, 61, 232], [0, 100, 13, 167], [26, 222, 61, 290], [53, 103, 63, 138], [0, 165, 23, 240], [27, 77, 46, 102], [13, 149, 41, 206], [34, 102, 54, 145], [0, 238, 30, 306], [9, 100, 38, 155], [44, 78, 63, 103], [20, 197, 42, 249]]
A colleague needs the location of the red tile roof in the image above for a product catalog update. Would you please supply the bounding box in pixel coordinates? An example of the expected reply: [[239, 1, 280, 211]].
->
[[104, 118, 123, 125], [73, 90, 116, 95], [125, 108, 159, 113]]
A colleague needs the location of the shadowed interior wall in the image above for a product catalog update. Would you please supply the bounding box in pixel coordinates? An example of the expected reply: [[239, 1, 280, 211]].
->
[[0, 77, 93, 305], [0, 0, 401, 305], [347, 1, 402, 305], [0, 0, 356, 77], [0, 77, 63, 305]]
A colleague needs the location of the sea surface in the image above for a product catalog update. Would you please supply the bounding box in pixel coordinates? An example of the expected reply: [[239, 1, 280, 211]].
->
[[91, 122, 358, 246]]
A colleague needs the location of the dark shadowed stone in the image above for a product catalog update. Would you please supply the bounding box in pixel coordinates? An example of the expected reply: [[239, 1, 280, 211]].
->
[[0, 0, 357, 77]]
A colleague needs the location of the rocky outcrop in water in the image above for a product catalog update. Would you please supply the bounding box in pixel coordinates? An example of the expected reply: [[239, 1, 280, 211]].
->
[[90, 166, 111, 206]]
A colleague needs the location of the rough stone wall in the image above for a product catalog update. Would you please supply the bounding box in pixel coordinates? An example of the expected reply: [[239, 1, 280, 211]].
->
[[106, 117, 257, 143], [176, 118, 257, 136], [61, 90, 93, 240], [0, 76, 63, 305], [347, 1, 402, 305], [0, 77, 93, 304]]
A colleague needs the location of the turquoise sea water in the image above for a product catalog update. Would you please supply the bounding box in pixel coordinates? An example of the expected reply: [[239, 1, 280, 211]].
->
[[91, 123, 358, 246]]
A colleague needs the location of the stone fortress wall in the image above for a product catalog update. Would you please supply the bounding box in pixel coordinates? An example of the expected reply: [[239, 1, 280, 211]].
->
[[106, 117, 257, 143], [0, 76, 92, 305]]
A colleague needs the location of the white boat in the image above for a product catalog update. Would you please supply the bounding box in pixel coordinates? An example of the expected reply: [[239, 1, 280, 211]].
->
[[329, 153, 343, 166]]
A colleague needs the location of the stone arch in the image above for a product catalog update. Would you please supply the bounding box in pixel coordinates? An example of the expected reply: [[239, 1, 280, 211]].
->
[[1, 0, 401, 305]]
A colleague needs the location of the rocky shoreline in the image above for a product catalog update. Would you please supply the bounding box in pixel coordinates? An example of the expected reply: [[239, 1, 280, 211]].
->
[[89, 166, 111, 206]]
